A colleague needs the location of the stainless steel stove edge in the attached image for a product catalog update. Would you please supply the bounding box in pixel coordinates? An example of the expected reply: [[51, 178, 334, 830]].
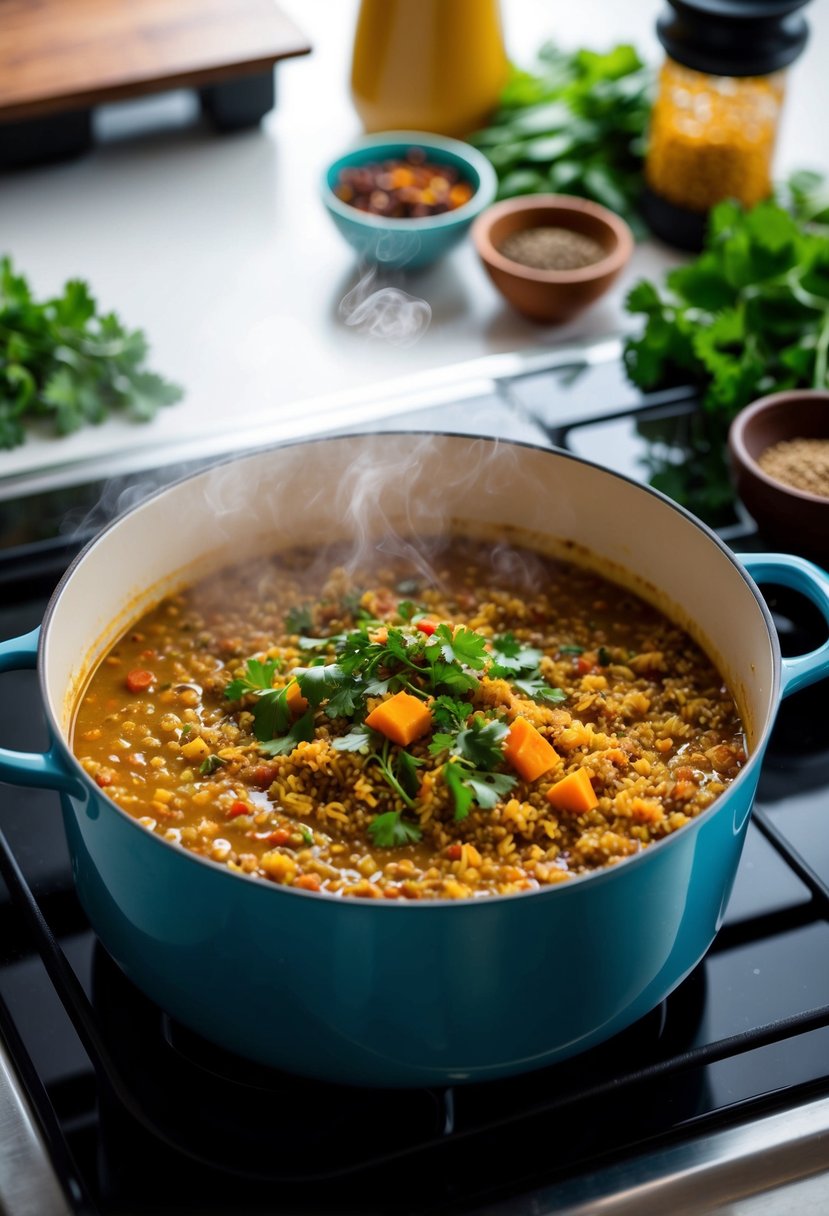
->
[[477, 1093, 829, 1216], [0, 1035, 76, 1216]]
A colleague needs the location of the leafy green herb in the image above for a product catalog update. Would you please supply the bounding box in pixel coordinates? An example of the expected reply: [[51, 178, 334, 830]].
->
[[331, 725, 373, 752], [299, 824, 314, 845], [443, 760, 516, 821], [430, 717, 517, 820], [623, 185, 829, 516], [0, 256, 182, 449], [597, 646, 612, 667], [368, 810, 422, 848], [225, 657, 281, 701], [284, 604, 314, 636], [199, 754, 226, 776], [626, 194, 829, 410], [491, 633, 565, 703], [258, 709, 316, 756], [468, 42, 653, 235]]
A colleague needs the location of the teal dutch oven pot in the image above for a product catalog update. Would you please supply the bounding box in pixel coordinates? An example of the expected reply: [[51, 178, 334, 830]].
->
[[1, 433, 829, 1088]]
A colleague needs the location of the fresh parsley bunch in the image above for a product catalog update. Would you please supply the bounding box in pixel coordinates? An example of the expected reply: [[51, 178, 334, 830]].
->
[[623, 192, 829, 417], [0, 256, 183, 450], [468, 42, 653, 234]]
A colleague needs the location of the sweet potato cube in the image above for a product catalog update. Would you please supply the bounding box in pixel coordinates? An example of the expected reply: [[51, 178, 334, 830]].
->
[[503, 717, 558, 783], [364, 690, 432, 746], [546, 767, 598, 813], [285, 679, 309, 716]]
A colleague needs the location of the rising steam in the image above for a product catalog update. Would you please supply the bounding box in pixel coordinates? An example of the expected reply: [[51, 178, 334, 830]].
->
[[339, 266, 431, 347]]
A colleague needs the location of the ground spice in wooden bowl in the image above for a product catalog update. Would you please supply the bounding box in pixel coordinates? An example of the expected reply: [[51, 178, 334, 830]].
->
[[758, 437, 829, 499], [497, 226, 606, 271]]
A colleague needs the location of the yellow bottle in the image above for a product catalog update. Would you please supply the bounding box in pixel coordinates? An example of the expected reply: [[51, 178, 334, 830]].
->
[[349, 0, 508, 139]]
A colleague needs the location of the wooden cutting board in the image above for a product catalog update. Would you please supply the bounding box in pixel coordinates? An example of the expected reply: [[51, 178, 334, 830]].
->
[[0, 0, 312, 122]]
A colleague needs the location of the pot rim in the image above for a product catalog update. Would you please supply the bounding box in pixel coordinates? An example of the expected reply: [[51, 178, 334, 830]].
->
[[40, 430, 781, 909]]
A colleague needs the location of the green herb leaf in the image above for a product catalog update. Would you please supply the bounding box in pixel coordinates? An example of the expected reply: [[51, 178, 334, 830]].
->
[[368, 810, 423, 848], [454, 717, 509, 770], [284, 604, 313, 635], [468, 43, 653, 233], [199, 754, 226, 776], [225, 657, 280, 700], [258, 709, 316, 756], [431, 623, 489, 670], [331, 726, 372, 753]]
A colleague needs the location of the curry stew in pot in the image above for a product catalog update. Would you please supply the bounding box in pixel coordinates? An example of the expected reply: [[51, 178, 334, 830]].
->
[[72, 537, 746, 900]]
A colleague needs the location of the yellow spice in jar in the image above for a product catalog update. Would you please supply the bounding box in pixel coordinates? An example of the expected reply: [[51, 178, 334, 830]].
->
[[645, 58, 785, 213]]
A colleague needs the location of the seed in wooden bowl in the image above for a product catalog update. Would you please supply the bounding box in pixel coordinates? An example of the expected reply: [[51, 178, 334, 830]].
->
[[497, 226, 606, 271], [758, 437, 829, 498]]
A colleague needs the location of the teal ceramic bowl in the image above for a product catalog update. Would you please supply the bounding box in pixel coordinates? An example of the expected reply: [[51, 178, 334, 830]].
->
[[321, 130, 498, 270]]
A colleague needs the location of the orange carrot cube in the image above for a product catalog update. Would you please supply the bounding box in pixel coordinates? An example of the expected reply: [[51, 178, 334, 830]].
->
[[364, 690, 433, 747], [546, 767, 598, 813], [285, 679, 309, 715], [503, 717, 558, 783]]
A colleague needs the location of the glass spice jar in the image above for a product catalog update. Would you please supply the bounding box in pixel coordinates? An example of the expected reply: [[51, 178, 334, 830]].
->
[[643, 0, 811, 251]]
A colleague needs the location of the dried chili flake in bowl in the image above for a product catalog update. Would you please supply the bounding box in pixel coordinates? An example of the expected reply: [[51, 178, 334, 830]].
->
[[334, 148, 475, 219]]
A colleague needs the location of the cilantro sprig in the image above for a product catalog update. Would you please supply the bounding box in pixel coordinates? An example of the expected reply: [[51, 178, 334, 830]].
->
[[468, 42, 652, 234], [225, 608, 568, 842], [0, 256, 182, 449], [624, 195, 829, 413], [622, 186, 829, 517], [429, 716, 517, 820], [490, 634, 567, 704]]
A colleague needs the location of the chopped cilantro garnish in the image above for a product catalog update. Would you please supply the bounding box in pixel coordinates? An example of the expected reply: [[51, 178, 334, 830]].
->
[[368, 810, 423, 848], [258, 709, 316, 756], [225, 657, 281, 701], [491, 635, 565, 703], [285, 604, 314, 635], [199, 754, 226, 776]]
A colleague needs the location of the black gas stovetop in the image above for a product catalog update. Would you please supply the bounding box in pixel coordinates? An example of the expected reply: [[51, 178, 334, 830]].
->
[[1, 343, 828, 1216]]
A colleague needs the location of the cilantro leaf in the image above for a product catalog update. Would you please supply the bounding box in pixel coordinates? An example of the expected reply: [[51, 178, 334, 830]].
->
[[468, 42, 652, 233], [257, 709, 316, 756], [284, 604, 313, 635], [463, 770, 517, 809], [513, 676, 567, 703], [368, 810, 423, 848], [225, 657, 280, 700], [431, 695, 471, 732], [431, 624, 489, 670], [252, 688, 292, 741], [443, 757, 517, 820], [444, 761, 476, 821], [331, 726, 372, 752], [199, 754, 226, 776], [454, 717, 509, 769]]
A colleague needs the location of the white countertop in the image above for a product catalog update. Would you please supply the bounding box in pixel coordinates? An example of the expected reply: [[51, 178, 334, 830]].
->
[[2, 0, 828, 494]]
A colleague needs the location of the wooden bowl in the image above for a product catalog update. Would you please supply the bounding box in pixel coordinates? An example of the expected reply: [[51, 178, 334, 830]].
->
[[471, 194, 633, 323], [728, 390, 829, 561]]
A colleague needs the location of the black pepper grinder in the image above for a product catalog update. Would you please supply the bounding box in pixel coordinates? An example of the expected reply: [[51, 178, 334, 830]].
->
[[642, 0, 811, 251]]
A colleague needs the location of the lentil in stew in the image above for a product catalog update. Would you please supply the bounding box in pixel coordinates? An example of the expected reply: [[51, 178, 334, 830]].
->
[[72, 538, 746, 900]]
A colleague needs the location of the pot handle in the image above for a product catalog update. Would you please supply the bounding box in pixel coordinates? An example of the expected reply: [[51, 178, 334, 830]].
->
[[741, 553, 829, 699], [0, 627, 83, 795]]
